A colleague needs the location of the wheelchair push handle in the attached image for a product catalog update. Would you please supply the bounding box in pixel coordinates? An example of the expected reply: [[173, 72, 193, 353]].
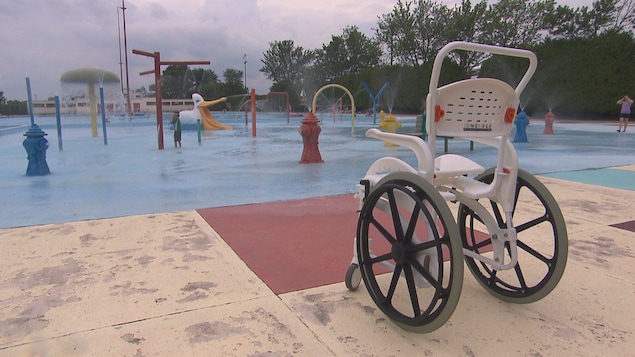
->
[[429, 41, 538, 97]]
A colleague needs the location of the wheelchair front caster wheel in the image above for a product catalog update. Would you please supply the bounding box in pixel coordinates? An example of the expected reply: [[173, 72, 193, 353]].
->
[[345, 263, 362, 291]]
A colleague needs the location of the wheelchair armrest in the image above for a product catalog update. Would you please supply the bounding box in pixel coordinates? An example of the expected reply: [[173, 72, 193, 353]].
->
[[366, 128, 433, 181]]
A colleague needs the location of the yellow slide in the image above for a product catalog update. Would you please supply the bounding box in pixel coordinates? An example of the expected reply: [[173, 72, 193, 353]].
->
[[199, 97, 233, 130]]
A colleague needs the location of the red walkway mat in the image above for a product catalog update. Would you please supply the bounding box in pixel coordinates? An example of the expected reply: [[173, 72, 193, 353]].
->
[[197, 194, 359, 294], [610, 220, 635, 232]]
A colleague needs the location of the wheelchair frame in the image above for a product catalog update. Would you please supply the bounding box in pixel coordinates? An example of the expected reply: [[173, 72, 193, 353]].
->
[[345, 42, 568, 333]]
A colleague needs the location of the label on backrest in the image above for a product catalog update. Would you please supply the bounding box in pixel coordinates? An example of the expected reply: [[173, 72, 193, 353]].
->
[[463, 123, 492, 131]]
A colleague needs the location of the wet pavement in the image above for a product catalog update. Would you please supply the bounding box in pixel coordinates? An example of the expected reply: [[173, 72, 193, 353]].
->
[[1, 113, 634, 229]]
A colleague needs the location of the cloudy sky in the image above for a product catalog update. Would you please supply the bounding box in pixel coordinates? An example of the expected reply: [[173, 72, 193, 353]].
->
[[1, 0, 593, 101]]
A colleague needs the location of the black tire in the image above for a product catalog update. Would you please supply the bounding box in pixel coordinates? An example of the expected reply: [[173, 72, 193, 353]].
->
[[458, 168, 568, 303], [357, 172, 464, 333]]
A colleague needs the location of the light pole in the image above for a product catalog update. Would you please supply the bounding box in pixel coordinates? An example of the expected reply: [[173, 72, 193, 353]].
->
[[121, 0, 132, 116], [117, 6, 124, 96], [243, 54, 247, 92]]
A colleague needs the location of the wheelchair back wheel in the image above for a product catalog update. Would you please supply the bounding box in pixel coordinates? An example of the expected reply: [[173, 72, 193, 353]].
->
[[459, 168, 568, 303]]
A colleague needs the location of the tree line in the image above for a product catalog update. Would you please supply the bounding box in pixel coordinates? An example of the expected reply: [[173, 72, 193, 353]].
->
[[0, 91, 26, 116], [2, 0, 633, 118], [260, 0, 635, 118]]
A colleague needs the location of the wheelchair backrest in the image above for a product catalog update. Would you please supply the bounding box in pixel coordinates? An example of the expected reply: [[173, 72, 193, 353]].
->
[[434, 78, 518, 139]]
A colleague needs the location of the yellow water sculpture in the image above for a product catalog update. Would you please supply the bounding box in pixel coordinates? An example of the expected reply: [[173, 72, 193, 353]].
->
[[379, 111, 402, 146]]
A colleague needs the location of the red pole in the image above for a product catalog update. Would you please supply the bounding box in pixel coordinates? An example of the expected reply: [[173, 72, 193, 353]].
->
[[286, 93, 290, 124], [251, 89, 256, 137], [133, 48, 209, 150], [154, 52, 164, 150], [333, 104, 336, 123]]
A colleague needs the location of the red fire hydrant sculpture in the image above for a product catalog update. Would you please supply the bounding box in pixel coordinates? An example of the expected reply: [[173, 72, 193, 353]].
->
[[299, 112, 324, 163], [544, 110, 555, 134]]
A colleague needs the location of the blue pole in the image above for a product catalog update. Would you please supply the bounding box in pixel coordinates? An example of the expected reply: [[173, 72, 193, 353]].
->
[[25, 77, 35, 126], [376, 82, 390, 99], [100, 87, 108, 145], [360, 81, 376, 124], [197, 119, 202, 145], [55, 96, 63, 151], [374, 82, 390, 125], [361, 81, 390, 125]]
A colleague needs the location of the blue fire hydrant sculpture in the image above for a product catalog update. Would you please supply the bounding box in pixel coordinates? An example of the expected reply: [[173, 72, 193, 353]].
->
[[513, 111, 529, 143], [23, 124, 50, 176]]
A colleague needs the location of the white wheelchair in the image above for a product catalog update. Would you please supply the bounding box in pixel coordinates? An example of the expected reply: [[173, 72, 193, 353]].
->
[[345, 42, 568, 333]]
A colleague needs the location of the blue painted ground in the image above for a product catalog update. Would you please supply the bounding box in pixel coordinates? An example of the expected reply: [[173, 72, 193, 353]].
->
[[542, 167, 635, 191], [1, 113, 634, 229]]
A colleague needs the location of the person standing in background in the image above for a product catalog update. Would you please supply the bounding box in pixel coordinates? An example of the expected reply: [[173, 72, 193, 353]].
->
[[617, 95, 633, 132], [171, 112, 182, 147]]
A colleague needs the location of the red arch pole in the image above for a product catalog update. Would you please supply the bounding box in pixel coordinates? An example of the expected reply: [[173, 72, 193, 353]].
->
[[133, 49, 210, 150]]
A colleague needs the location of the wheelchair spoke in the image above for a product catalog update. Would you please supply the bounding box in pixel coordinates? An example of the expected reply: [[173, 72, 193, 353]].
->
[[410, 237, 444, 254], [404, 201, 421, 243], [386, 189, 405, 242], [384, 264, 403, 305], [367, 251, 394, 265], [489, 199, 506, 228], [464, 217, 492, 251], [513, 263, 529, 291], [505, 242, 529, 292], [410, 256, 440, 289], [517, 239, 553, 265], [515, 214, 549, 233], [403, 264, 422, 316], [369, 215, 397, 245], [470, 237, 492, 251]]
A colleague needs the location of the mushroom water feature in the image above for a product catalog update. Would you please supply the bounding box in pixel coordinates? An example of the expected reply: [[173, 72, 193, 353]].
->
[[60, 68, 121, 137]]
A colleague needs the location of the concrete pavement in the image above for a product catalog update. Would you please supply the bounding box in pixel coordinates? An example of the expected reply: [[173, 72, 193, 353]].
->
[[1, 167, 635, 356]]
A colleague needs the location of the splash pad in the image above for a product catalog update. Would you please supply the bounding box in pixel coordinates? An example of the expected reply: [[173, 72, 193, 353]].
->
[[1, 110, 635, 229]]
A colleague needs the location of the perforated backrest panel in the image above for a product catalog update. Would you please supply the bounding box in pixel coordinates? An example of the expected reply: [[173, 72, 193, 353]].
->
[[434, 78, 518, 138]]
